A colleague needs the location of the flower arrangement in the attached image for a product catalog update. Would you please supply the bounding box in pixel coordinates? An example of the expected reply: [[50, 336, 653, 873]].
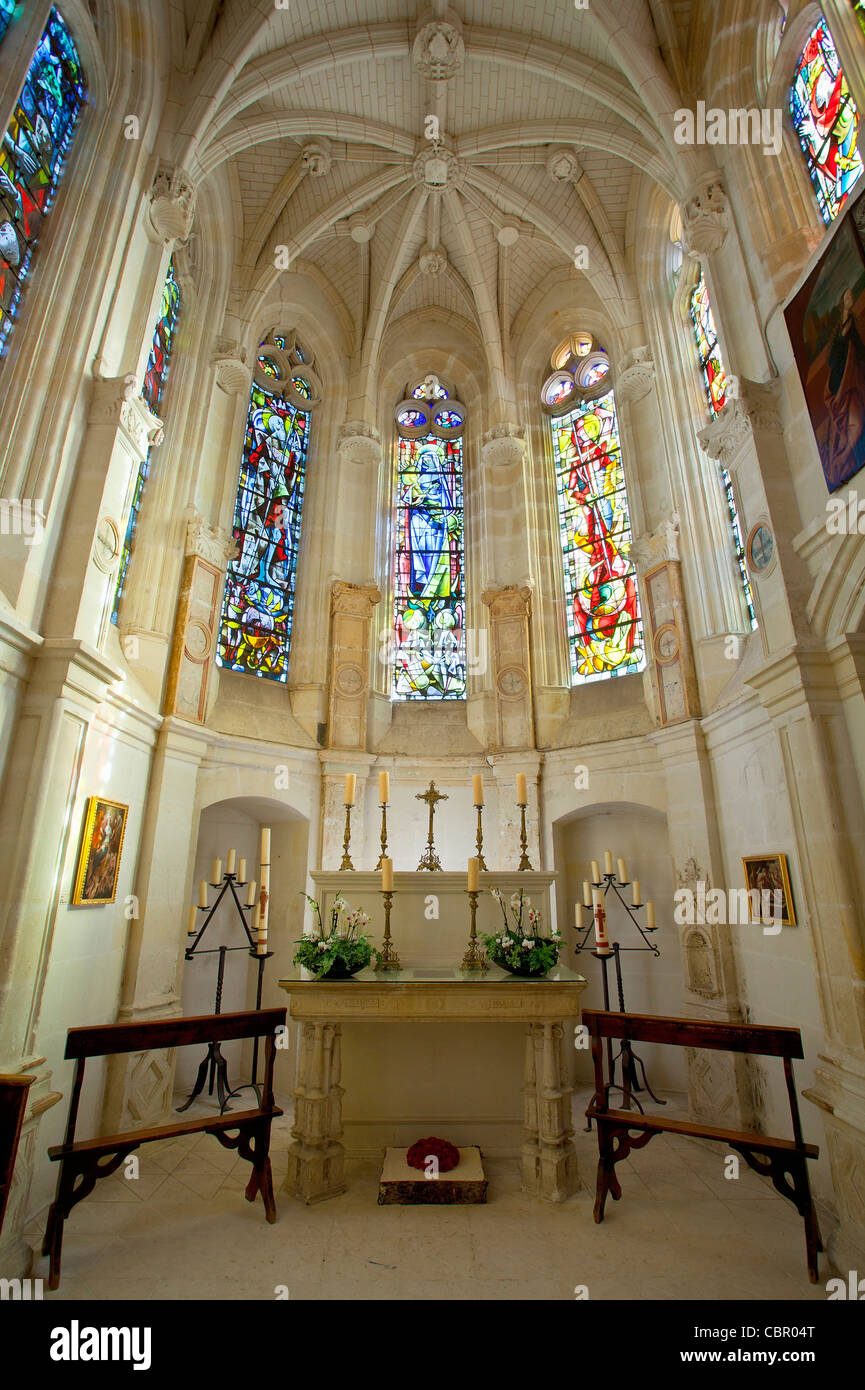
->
[[293, 893, 376, 978], [482, 888, 563, 977], [406, 1136, 460, 1173]]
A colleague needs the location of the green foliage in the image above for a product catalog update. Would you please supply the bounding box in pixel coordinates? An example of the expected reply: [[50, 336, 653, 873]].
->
[[294, 891, 377, 978], [481, 931, 560, 975]]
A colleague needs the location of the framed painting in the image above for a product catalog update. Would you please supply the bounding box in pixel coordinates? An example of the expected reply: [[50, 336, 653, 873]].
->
[[741, 854, 797, 927], [71, 797, 129, 906], [784, 208, 865, 492]]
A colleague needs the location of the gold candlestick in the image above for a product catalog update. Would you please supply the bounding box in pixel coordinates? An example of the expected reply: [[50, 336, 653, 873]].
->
[[340, 801, 354, 871], [461, 890, 488, 972], [375, 890, 401, 971], [375, 802, 389, 870], [517, 802, 533, 871], [475, 805, 488, 871], [416, 780, 447, 870]]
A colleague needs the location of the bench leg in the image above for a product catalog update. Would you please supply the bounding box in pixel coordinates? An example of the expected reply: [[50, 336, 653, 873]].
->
[[593, 1124, 623, 1224], [245, 1156, 277, 1224], [226, 1121, 278, 1224], [42, 1201, 65, 1292]]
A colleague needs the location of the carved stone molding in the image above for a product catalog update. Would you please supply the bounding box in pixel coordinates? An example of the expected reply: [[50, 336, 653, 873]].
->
[[412, 144, 463, 190], [89, 373, 163, 461], [412, 11, 465, 81], [146, 163, 197, 244], [185, 510, 236, 568], [676, 856, 706, 892], [631, 518, 680, 572], [301, 138, 333, 178], [683, 927, 722, 999], [211, 338, 251, 396], [638, 551, 700, 726], [616, 345, 655, 402], [164, 513, 232, 722], [327, 581, 381, 750], [419, 243, 447, 276], [482, 585, 534, 751], [337, 420, 382, 468], [681, 178, 729, 257], [697, 376, 782, 468], [481, 423, 527, 469], [545, 146, 582, 184]]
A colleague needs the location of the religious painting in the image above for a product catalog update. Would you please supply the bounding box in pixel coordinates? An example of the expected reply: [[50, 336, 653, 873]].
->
[[392, 433, 466, 700], [71, 797, 129, 906], [216, 340, 311, 683], [551, 391, 644, 683], [741, 854, 796, 927], [789, 19, 863, 225], [0, 7, 87, 354], [785, 212, 865, 492]]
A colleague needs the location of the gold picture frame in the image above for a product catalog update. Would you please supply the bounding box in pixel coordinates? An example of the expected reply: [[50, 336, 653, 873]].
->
[[71, 797, 129, 906], [741, 854, 796, 927]]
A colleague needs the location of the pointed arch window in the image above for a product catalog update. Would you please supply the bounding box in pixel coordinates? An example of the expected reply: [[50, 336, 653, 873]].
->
[[216, 332, 320, 683], [0, 8, 86, 356], [790, 17, 862, 224], [111, 256, 182, 622], [392, 375, 466, 700], [689, 270, 758, 630], [543, 337, 645, 684]]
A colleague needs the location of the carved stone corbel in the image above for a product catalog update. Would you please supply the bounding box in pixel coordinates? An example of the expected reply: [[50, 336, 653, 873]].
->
[[146, 163, 197, 244], [89, 374, 163, 461], [681, 178, 729, 257], [616, 346, 655, 403], [481, 423, 527, 470], [697, 376, 782, 471], [337, 420, 382, 468], [212, 338, 251, 396]]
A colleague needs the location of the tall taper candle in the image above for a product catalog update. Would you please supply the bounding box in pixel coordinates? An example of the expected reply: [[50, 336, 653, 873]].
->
[[344, 773, 356, 806], [591, 860, 601, 884], [617, 857, 627, 883], [259, 827, 271, 940], [246, 879, 257, 907], [516, 773, 527, 804], [187, 904, 197, 935], [472, 774, 484, 807], [631, 879, 641, 907], [198, 880, 208, 908], [211, 858, 222, 884], [604, 850, 614, 875], [381, 857, 394, 892], [467, 857, 479, 892], [238, 858, 247, 884], [646, 901, 656, 929], [574, 902, 582, 928], [260, 827, 271, 862], [583, 880, 592, 907], [227, 848, 236, 875], [379, 770, 389, 803]]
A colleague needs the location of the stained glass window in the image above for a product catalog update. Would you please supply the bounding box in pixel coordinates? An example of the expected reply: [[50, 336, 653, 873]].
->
[[552, 392, 644, 684], [392, 415, 465, 700], [0, 1, 15, 46], [111, 257, 182, 623], [689, 271, 758, 630], [854, 1, 865, 38], [0, 8, 86, 356], [216, 336, 314, 683], [790, 18, 863, 224]]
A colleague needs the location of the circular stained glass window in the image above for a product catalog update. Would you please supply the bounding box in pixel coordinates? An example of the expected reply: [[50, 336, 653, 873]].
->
[[578, 356, 610, 388], [542, 373, 575, 407], [434, 409, 463, 429], [397, 407, 427, 428], [292, 377, 311, 399], [747, 523, 774, 573], [258, 355, 280, 379]]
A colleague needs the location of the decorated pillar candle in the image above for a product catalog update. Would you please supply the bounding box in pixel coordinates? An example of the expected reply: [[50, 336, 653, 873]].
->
[[592, 889, 609, 948], [259, 827, 271, 939]]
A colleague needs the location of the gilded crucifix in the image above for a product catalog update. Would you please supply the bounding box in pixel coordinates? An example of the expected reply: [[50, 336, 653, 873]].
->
[[416, 780, 448, 871]]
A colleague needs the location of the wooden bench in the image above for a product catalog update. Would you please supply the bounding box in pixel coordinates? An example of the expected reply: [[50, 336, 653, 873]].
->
[[43, 1008, 286, 1290], [582, 1009, 822, 1282]]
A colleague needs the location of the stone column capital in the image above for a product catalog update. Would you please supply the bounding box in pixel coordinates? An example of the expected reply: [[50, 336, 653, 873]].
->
[[616, 345, 655, 402], [681, 176, 729, 257], [481, 423, 527, 469], [89, 374, 163, 461], [331, 580, 382, 616], [211, 338, 251, 396], [631, 519, 680, 572], [184, 509, 236, 568], [697, 376, 782, 469], [481, 583, 532, 617], [336, 421, 382, 467], [146, 163, 197, 244]]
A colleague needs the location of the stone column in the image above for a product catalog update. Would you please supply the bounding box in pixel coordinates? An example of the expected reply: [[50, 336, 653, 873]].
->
[[481, 585, 535, 751], [101, 719, 207, 1132], [632, 521, 700, 726], [521, 1023, 578, 1202], [0, 640, 122, 1275], [747, 649, 865, 1270], [326, 581, 381, 751], [162, 513, 235, 723], [284, 1021, 346, 1203]]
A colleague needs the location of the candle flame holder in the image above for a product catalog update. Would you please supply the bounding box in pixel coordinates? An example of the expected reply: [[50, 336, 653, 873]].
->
[[461, 889, 488, 972], [375, 890, 401, 971]]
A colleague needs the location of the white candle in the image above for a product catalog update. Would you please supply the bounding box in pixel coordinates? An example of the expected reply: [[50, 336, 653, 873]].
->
[[646, 901, 656, 930], [472, 774, 484, 807], [467, 857, 479, 892], [583, 880, 592, 907], [631, 879, 641, 907], [516, 773, 527, 804], [227, 848, 236, 875], [238, 858, 247, 884], [381, 857, 394, 892], [211, 858, 222, 884], [592, 887, 603, 910], [260, 827, 271, 862], [187, 904, 197, 935], [379, 770, 389, 804], [604, 850, 614, 875], [617, 858, 627, 883], [246, 879, 257, 907], [591, 860, 601, 885], [594, 901, 609, 948], [574, 902, 582, 928], [198, 880, 208, 908], [344, 773, 356, 806], [259, 828, 271, 940], [257, 907, 268, 954]]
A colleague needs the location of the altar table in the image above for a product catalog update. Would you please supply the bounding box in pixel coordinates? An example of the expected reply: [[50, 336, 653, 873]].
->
[[277, 966, 587, 1205]]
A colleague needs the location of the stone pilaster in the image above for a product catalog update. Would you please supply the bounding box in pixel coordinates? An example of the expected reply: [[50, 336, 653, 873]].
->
[[318, 751, 376, 871], [162, 512, 235, 723], [490, 752, 543, 872], [481, 585, 534, 751], [326, 581, 381, 751], [632, 522, 700, 726]]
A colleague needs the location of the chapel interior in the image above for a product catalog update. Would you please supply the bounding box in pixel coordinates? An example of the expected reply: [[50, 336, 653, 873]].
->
[[0, 0, 864, 1305]]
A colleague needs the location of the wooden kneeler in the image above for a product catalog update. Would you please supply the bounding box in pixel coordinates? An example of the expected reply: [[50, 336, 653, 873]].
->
[[582, 1009, 823, 1283], [43, 1008, 286, 1290]]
